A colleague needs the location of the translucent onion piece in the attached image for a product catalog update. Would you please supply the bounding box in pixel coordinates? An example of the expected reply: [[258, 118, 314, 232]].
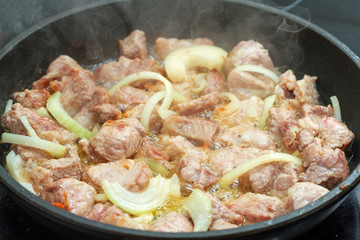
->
[[36, 107, 52, 119], [3, 99, 13, 115], [20, 182, 35, 194], [330, 96, 342, 122], [134, 158, 169, 177], [102, 175, 171, 215], [46, 91, 94, 139], [108, 71, 174, 120], [191, 73, 207, 93], [169, 174, 181, 198], [258, 95, 277, 129], [220, 92, 242, 115], [246, 96, 259, 118], [133, 213, 154, 224], [220, 152, 303, 186], [173, 91, 189, 103], [1, 132, 66, 158], [141, 91, 164, 132], [20, 116, 39, 139], [229, 64, 279, 83], [183, 189, 212, 232], [164, 45, 227, 82], [6, 151, 23, 181]]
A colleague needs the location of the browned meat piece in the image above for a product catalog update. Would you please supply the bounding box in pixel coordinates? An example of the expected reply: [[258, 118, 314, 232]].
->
[[277, 70, 297, 98], [201, 70, 225, 95], [225, 193, 285, 224], [172, 81, 192, 98], [172, 92, 221, 116], [83, 118, 145, 162], [125, 104, 163, 134], [134, 139, 170, 169], [1, 103, 77, 144], [293, 75, 319, 105], [13, 89, 50, 110], [214, 123, 275, 150], [32, 55, 90, 92], [267, 106, 300, 152], [210, 219, 238, 231], [206, 193, 243, 228], [118, 30, 148, 59], [158, 135, 206, 161], [223, 40, 275, 77], [298, 104, 334, 150], [148, 212, 193, 232], [318, 117, 354, 150], [161, 115, 220, 145], [209, 145, 273, 176], [299, 139, 349, 188], [227, 70, 275, 100], [41, 178, 96, 216], [248, 162, 299, 196], [93, 56, 164, 89], [177, 156, 218, 189], [84, 159, 153, 192], [59, 70, 96, 116], [153, 37, 214, 60], [286, 182, 329, 211], [110, 86, 151, 111], [86, 203, 144, 230], [30, 145, 83, 190], [88, 103, 122, 123], [10, 145, 51, 170]]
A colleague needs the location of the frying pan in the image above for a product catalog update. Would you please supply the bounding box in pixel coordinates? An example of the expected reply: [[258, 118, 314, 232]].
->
[[0, 0, 359, 239]]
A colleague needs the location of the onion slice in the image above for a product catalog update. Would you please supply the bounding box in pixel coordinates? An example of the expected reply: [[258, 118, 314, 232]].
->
[[134, 158, 169, 177], [330, 96, 342, 122], [229, 65, 279, 83], [46, 91, 94, 139], [220, 92, 242, 115], [1, 132, 66, 158], [191, 73, 207, 93], [220, 152, 303, 186], [3, 99, 13, 115], [36, 107, 52, 118], [183, 189, 212, 232], [164, 45, 227, 82], [102, 175, 171, 215], [20, 116, 39, 139], [258, 95, 277, 129]]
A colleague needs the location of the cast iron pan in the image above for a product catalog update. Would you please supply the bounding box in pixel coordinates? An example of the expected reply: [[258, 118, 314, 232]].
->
[[0, 0, 359, 239]]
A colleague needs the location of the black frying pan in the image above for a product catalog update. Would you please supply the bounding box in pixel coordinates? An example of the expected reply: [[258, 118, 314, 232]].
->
[[0, 0, 359, 239]]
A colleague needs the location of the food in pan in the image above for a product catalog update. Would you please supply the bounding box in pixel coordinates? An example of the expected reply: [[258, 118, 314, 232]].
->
[[1, 29, 354, 232]]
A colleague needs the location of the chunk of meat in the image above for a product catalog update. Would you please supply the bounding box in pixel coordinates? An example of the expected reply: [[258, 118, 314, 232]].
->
[[41, 178, 96, 216], [88, 103, 122, 124], [299, 139, 349, 188], [223, 40, 275, 76], [206, 193, 243, 228], [83, 118, 145, 162], [148, 212, 193, 232], [298, 104, 334, 150], [13, 89, 50, 110], [277, 70, 297, 98], [1, 103, 77, 144], [134, 139, 170, 169], [93, 56, 164, 89], [227, 70, 275, 100], [286, 182, 329, 211], [125, 104, 163, 134], [209, 145, 273, 176], [84, 159, 153, 192], [32, 55, 85, 91], [172, 81, 192, 98], [267, 106, 300, 152], [118, 30, 148, 59], [225, 193, 285, 224], [30, 145, 83, 190], [153, 37, 214, 60], [293, 75, 319, 105], [248, 162, 299, 196], [231, 97, 264, 125], [87, 203, 144, 230], [110, 86, 151, 111], [318, 117, 354, 150], [161, 115, 220, 145], [10, 145, 51, 170], [201, 70, 225, 95], [214, 123, 275, 150], [59, 70, 96, 116], [172, 92, 221, 116]]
